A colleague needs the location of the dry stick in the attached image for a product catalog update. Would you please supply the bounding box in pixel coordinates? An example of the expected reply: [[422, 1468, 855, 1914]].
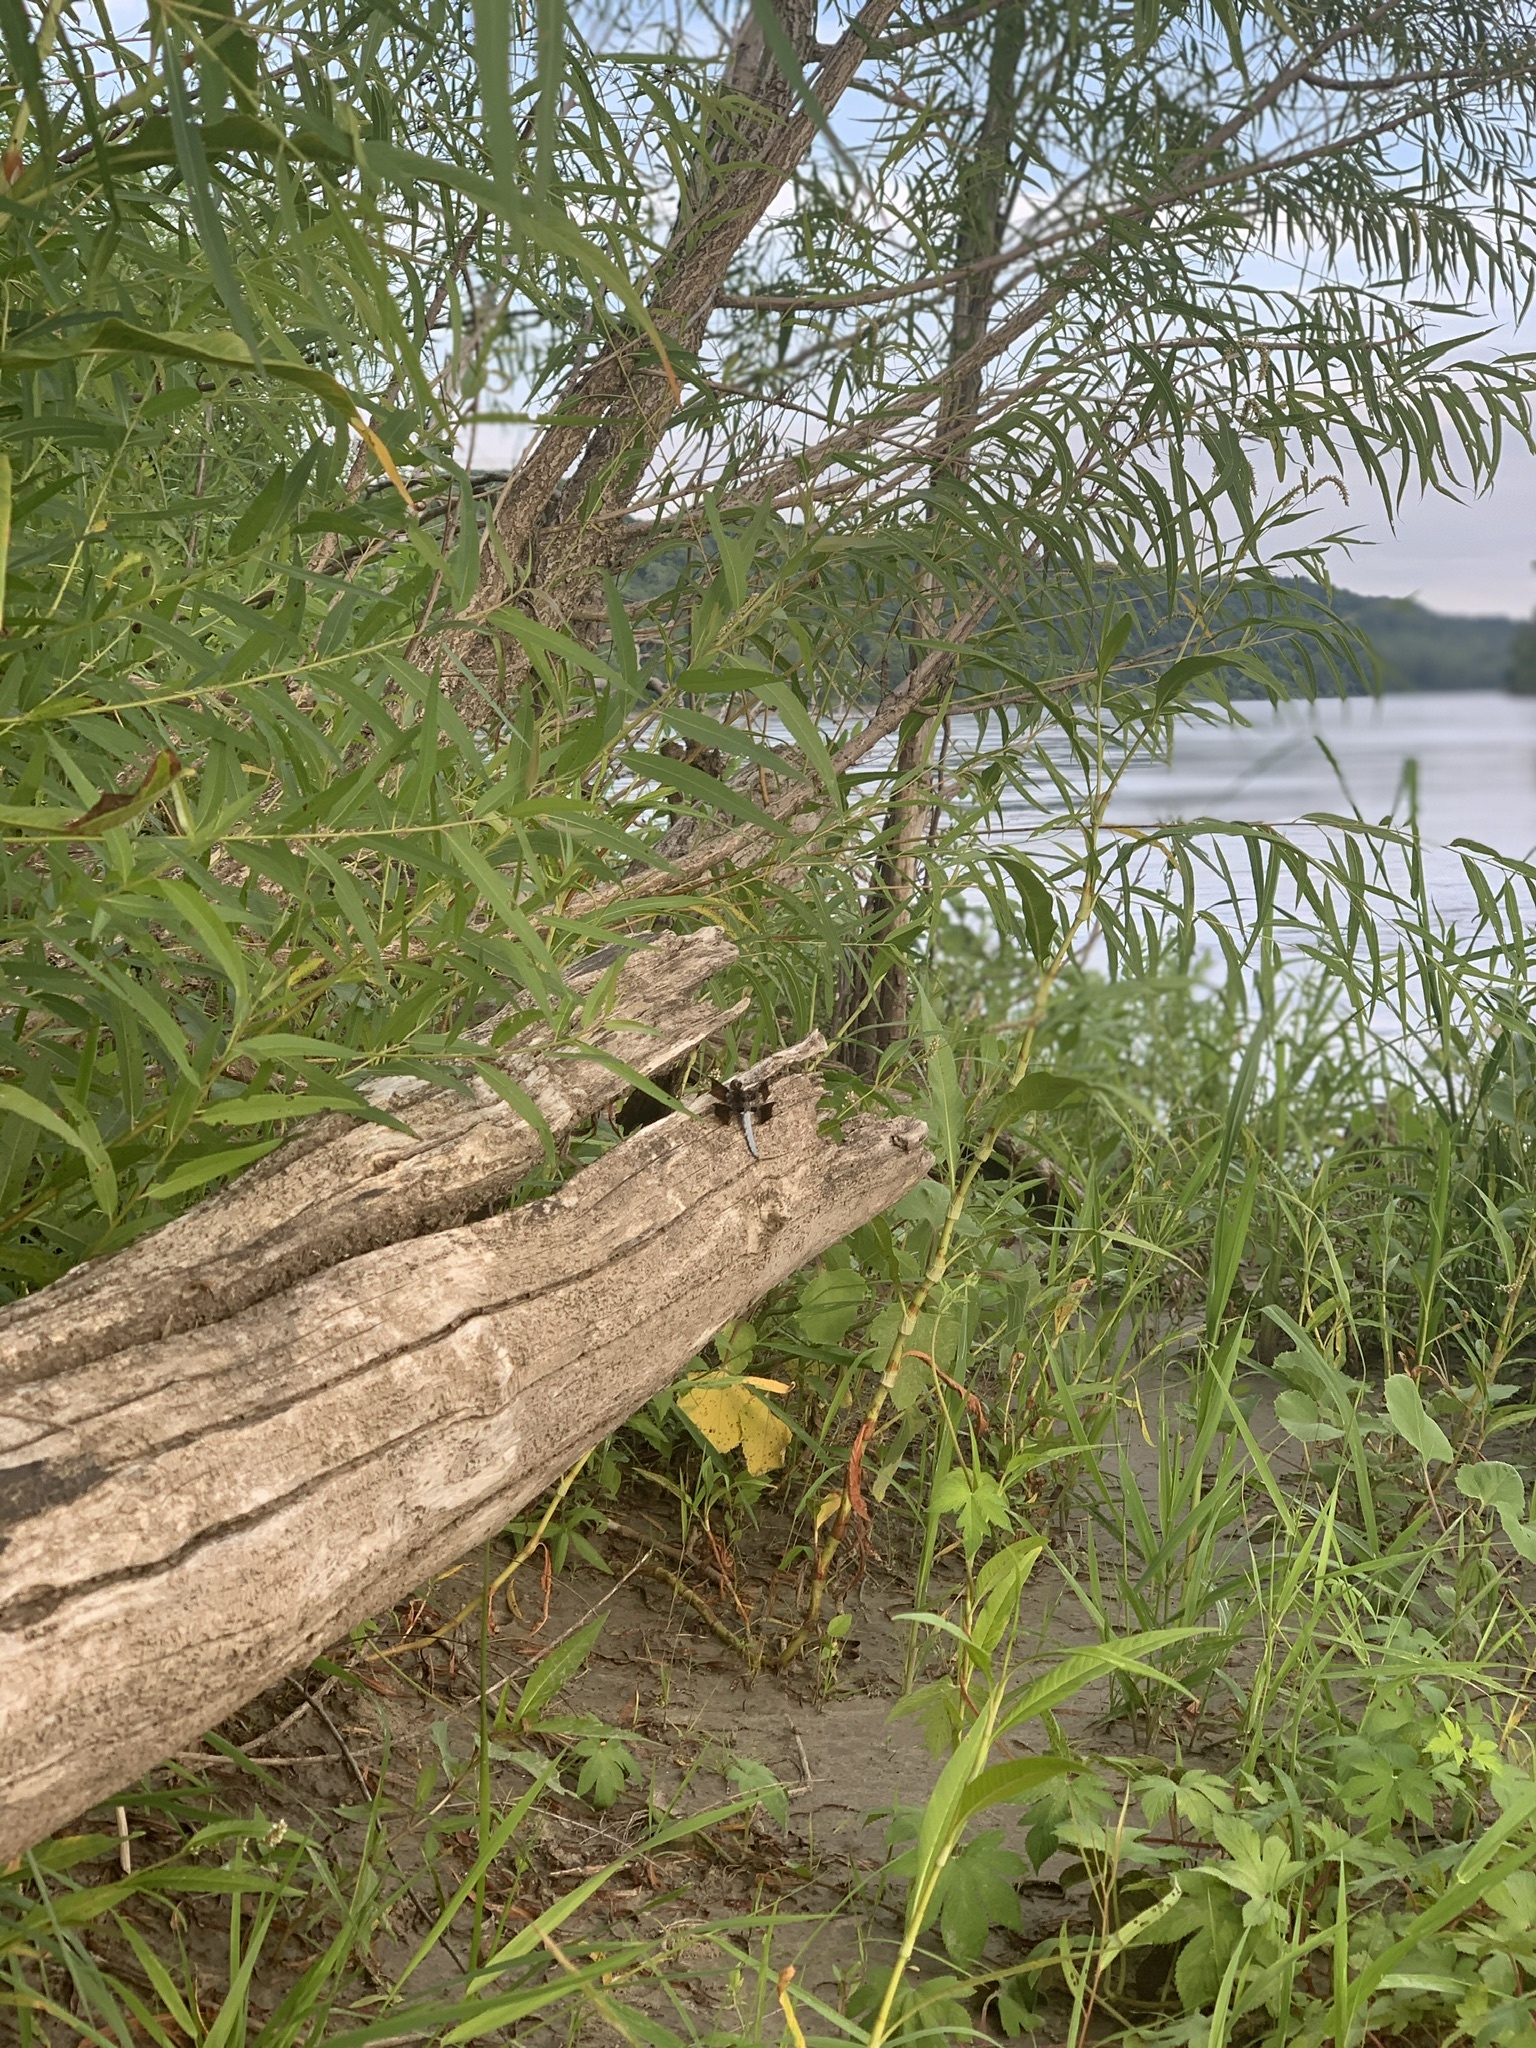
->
[[622, 1548, 758, 1665], [244, 1673, 341, 1754], [305, 1687, 374, 1803]]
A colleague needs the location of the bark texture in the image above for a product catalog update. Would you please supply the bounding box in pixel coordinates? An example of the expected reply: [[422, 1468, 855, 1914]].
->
[[0, 1007, 929, 1860], [0, 926, 740, 1384], [445, 0, 895, 693]]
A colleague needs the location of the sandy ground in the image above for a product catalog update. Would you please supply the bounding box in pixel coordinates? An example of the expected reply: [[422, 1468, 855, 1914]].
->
[[46, 1366, 1315, 2044]]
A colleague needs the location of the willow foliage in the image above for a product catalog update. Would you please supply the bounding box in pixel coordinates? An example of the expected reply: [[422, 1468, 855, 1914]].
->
[[1, 0, 1534, 1285]]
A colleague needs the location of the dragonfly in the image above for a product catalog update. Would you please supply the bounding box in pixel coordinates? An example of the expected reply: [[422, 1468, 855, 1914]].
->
[[710, 1076, 775, 1160]]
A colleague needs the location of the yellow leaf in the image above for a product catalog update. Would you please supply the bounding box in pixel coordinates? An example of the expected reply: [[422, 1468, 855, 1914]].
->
[[679, 1376, 793, 1474], [813, 1492, 841, 1533], [350, 411, 417, 510]]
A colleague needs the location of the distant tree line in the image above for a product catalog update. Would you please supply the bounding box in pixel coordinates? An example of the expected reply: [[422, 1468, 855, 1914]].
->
[[1508, 608, 1536, 695], [1293, 584, 1522, 694]]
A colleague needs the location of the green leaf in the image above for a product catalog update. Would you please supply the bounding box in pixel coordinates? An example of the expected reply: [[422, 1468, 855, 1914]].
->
[[1152, 652, 1227, 711], [474, 0, 523, 215], [1383, 1374, 1454, 1465], [233, 1033, 348, 1061], [471, 1060, 558, 1168], [0, 321, 362, 414], [1273, 1388, 1342, 1443], [533, 0, 565, 194], [0, 1083, 94, 1155], [148, 27, 266, 366], [935, 1831, 1027, 1967], [513, 1616, 606, 1729], [925, 1039, 964, 1180], [0, 0, 51, 160], [932, 1467, 1012, 1557], [993, 853, 1058, 961], [1174, 1891, 1245, 2012], [726, 1756, 788, 1831], [195, 1093, 347, 1127], [1096, 610, 1135, 676], [794, 1265, 867, 1346], [155, 876, 250, 1015], [751, 676, 842, 806], [1456, 1460, 1527, 1519], [575, 1736, 637, 1809], [998, 1632, 1202, 1739], [482, 606, 618, 683], [952, 1755, 1081, 1832], [992, 1070, 1087, 1128], [0, 1085, 117, 1217], [146, 1139, 282, 1200]]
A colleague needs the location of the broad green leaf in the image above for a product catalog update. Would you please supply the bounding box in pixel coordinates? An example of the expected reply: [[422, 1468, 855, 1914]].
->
[[952, 1755, 1081, 1831], [992, 1071, 1087, 1128], [726, 1756, 788, 1831], [1455, 1460, 1527, 1518], [1273, 1389, 1342, 1443], [924, 1038, 964, 1180], [512, 1616, 607, 1729], [794, 1265, 867, 1346], [1383, 1373, 1454, 1465]]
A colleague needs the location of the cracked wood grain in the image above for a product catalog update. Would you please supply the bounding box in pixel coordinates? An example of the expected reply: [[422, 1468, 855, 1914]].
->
[[0, 926, 741, 1387], [0, 1060, 930, 1861]]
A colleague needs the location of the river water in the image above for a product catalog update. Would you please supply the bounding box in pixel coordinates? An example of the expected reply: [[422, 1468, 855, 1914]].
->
[[995, 690, 1536, 931]]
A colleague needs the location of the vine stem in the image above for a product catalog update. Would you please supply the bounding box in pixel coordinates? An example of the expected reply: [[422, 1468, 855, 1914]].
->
[[864, 1671, 1009, 2048]]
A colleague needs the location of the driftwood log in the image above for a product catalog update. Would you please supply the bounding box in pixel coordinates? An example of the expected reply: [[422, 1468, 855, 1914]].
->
[[0, 928, 930, 1861]]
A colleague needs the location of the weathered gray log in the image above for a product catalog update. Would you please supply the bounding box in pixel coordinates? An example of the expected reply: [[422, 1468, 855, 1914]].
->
[[0, 926, 742, 1384], [0, 1050, 930, 1861]]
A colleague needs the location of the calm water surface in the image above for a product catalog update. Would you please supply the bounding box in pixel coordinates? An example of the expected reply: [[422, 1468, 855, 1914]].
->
[[1001, 691, 1536, 928]]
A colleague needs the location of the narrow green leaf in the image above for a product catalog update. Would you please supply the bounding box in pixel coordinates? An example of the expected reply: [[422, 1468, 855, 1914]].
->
[[953, 1756, 1081, 1832], [155, 877, 250, 1016], [146, 1139, 282, 1201], [154, 12, 266, 364]]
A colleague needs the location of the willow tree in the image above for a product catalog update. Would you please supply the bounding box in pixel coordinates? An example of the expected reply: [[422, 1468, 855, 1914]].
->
[[0, 0, 1533, 1274]]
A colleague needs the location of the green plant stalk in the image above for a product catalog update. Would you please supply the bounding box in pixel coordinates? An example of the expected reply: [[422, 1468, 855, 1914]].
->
[[0, 454, 10, 636], [5, 0, 68, 157], [903, 1412, 952, 1690], [775, 856, 1104, 1667], [863, 1667, 1011, 2048]]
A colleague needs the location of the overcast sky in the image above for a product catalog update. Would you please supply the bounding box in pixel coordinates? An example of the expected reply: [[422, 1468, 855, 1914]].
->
[[1318, 441, 1536, 620]]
